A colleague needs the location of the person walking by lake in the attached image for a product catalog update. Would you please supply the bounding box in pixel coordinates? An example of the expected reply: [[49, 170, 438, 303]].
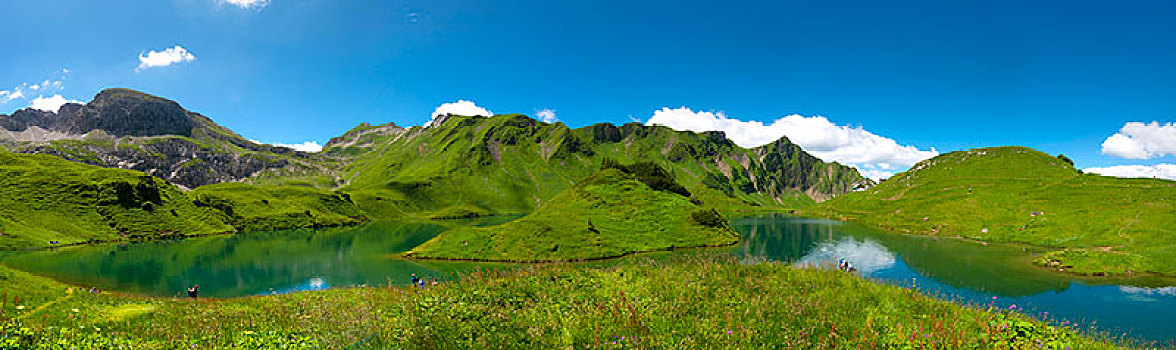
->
[[411, 273, 421, 287], [187, 285, 199, 299]]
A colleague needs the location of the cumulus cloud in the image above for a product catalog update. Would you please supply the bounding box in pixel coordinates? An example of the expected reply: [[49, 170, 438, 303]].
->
[[137, 46, 196, 71], [428, 100, 493, 127], [535, 108, 558, 123], [29, 94, 82, 112], [1100, 122, 1176, 159], [1084, 164, 1176, 181], [645, 107, 938, 180], [220, 0, 269, 9], [250, 140, 323, 153]]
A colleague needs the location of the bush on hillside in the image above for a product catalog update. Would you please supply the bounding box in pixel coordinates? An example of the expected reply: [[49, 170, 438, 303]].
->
[[690, 208, 729, 228], [600, 158, 691, 197], [1056, 154, 1074, 167]]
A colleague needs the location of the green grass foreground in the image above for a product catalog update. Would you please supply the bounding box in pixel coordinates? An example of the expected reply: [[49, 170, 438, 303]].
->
[[815, 147, 1176, 276], [1, 257, 1116, 349]]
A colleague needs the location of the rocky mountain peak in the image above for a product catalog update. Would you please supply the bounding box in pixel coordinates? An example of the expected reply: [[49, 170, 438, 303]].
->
[[0, 88, 196, 137]]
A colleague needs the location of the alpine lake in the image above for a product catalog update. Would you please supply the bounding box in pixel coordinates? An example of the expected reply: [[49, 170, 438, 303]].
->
[[2, 214, 1173, 345]]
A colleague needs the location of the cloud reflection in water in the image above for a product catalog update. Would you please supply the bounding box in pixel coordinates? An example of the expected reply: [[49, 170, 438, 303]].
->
[[794, 237, 896, 274]]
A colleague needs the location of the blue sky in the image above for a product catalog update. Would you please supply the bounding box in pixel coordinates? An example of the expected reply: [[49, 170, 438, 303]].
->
[[1, 0, 1173, 179]]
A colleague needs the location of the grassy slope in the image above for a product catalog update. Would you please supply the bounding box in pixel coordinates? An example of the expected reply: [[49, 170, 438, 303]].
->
[[407, 167, 740, 261], [0, 152, 232, 249], [0, 151, 371, 249], [335, 115, 869, 220], [0, 257, 1115, 349], [189, 183, 368, 232], [814, 146, 1176, 276]]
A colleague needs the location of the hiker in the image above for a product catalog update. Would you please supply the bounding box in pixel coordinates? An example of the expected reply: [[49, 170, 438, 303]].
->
[[187, 285, 199, 299], [837, 259, 856, 272], [411, 273, 421, 287]]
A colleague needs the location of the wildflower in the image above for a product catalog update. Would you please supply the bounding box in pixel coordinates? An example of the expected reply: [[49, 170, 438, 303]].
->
[[1008, 304, 1016, 310], [728, 330, 733, 335], [15, 305, 24, 310], [71, 308, 79, 313]]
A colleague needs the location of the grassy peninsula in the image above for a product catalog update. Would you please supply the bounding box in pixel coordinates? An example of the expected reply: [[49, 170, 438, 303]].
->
[[814, 146, 1176, 276], [0, 256, 1113, 349], [407, 162, 740, 261]]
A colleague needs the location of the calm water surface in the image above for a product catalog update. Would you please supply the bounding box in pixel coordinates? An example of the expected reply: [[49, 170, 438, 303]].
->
[[1, 214, 1173, 344]]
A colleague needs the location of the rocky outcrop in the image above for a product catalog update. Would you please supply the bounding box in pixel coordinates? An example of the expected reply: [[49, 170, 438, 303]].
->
[[0, 88, 317, 188]]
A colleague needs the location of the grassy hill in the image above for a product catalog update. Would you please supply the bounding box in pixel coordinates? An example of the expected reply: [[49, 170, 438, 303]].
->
[[0, 151, 370, 249], [0, 257, 1111, 348], [333, 114, 870, 219], [814, 146, 1176, 276], [0, 151, 232, 249], [190, 183, 368, 232], [406, 162, 741, 261]]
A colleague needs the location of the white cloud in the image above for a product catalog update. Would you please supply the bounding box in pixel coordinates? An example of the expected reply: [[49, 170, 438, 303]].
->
[[428, 100, 493, 127], [1, 68, 69, 107], [645, 107, 938, 180], [535, 108, 558, 123], [29, 94, 81, 112], [1101, 122, 1176, 159], [1085, 164, 1176, 181], [250, 139, 323, 153], [137, 46, 197, 71], [220, 0, 269, 9]]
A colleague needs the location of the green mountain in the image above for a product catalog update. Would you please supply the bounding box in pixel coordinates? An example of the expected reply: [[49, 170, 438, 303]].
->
[[406, 162, 740, 261], [332, 114, 871, 219], [0, 89, 871, 250], [0, 88, 331, 188], [814, 146, 1176, 276]]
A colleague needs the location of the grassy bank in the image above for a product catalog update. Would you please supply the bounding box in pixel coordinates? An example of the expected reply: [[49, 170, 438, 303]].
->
[[814, 147, 1176, 276], [0, 256, 1119, 349]]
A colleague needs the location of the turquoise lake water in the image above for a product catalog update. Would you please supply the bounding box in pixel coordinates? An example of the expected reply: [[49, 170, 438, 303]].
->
[[1, 215, 1172, 345]]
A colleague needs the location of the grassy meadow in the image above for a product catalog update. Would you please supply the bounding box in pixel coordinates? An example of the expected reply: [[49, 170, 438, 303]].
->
[[814, 147, 1176, 276], [0, 256, 1120, 349]]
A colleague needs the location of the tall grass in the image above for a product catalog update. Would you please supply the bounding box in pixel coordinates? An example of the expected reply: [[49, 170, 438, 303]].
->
[[1, 256, 1126, 349]]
